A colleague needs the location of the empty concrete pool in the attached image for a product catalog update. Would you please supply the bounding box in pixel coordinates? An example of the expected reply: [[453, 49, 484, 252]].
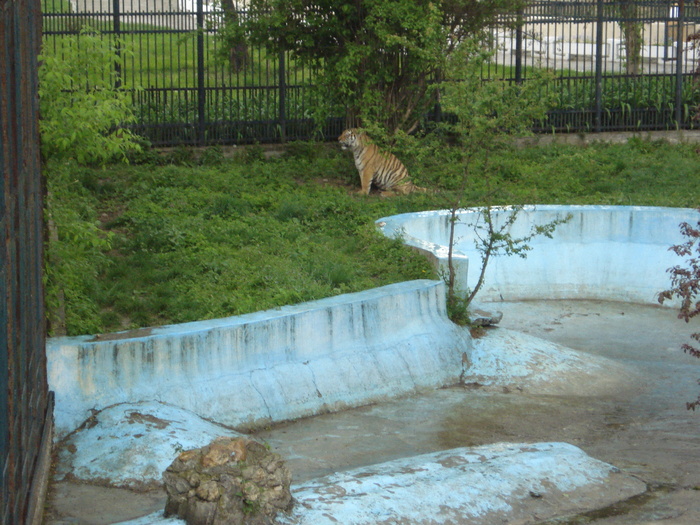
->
[[45, 206, 700, 525]]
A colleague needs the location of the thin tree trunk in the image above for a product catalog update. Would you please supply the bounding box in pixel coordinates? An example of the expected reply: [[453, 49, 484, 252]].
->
[[222, 0, 248, 73], [620, 1, 642, 75]]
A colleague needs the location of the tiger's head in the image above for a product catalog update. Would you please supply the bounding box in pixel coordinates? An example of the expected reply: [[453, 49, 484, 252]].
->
[[338, 128, 364, 151]]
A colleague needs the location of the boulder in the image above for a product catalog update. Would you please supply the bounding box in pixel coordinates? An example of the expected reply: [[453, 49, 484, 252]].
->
[[163, 437, 293, 525]]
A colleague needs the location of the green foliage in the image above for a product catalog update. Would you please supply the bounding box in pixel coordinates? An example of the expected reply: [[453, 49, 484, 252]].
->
[[500, 140, 700, 207], [81, 156, 433, 334], [446, 292, 472, 327], [40, 0, 700, 141], [550, 75, 700, 117], [45, 162, 114, 336], [441, 40, 555, 147], [39, 28, 146, 334], [38, 27, 141, 165], [243, 0, 523, 133]]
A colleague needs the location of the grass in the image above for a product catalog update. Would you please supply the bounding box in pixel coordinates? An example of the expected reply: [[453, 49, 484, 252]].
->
[[47, 137, 700, 336]]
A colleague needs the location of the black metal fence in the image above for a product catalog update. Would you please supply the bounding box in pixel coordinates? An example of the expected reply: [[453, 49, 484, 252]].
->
[[42, 0, 335, 145], [1, 0, 52, 523], [41, 0, 700, 146], [495, 1, 700, 132]]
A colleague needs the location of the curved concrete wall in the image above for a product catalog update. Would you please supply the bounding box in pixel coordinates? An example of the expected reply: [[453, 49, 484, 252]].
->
[[47, 280, 470, 440], [377, 205, 696, 305]]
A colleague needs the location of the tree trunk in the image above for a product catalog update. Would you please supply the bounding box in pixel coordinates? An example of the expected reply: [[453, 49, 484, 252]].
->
[[222, 0, 248, 73], [620, 1, 643, 75]]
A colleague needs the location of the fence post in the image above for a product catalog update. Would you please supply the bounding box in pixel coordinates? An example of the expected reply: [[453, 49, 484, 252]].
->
[[113, 0, 121, 88], [279, 49, 287, 143], [594, 0, 604, 132], [1, 0, 51, 521], [675, 0, 686, 128], [197, 0, 206, 145], [515, 9, 523, 84]]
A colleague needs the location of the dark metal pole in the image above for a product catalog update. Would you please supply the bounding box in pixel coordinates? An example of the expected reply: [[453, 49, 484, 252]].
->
[[515, 10, 523, 84], [675, 0, 685, 128], [594, 0, 604, 132], [279, 49, 287, 143], [197, 0, 206, 145], [113, 0, 121, 88]]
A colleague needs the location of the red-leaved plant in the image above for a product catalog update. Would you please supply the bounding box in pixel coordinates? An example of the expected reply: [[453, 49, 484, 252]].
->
[[658, 207, 700, 411]]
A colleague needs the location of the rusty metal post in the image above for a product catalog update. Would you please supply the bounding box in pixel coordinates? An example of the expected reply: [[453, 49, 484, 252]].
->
[[1, 0, 52, 523]]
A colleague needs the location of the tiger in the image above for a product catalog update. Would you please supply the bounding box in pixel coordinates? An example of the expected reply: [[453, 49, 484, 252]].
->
[[338, 128, 425, 196]]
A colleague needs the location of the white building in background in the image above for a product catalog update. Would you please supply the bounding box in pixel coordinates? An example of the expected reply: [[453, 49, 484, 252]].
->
[[66, 0, 228, 29], [492, 17, 700, 74]]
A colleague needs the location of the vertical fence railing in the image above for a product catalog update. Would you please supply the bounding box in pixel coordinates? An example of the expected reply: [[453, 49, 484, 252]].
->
[[196, 0, 206, 144], [40, 0, 700, 145], [515, 10, 524, 83], [278, 49, 287, 143], [2, 0, 53, 523], [675, 0, 686, 126], [594, 0, 604, 132], [113, 0, 121, 87]]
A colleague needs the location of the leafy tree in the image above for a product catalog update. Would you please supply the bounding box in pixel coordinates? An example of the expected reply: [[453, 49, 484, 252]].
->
[[216, 0, 249, 72], [659, 208, 700, 411], [243, 0, 524, 134], [430, 37, 568, 323]]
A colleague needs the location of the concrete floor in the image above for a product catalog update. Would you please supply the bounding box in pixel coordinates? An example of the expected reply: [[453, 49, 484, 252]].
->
[[44, 299, 700, 524]]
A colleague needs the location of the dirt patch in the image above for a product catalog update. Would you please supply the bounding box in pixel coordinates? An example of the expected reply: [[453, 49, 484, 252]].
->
[[123, 411, 172, 430]]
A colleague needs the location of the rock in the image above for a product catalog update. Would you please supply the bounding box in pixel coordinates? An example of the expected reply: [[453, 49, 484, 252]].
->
[[469, 304, 503, 326], [163, 437, 293, 525], [465, 328, 640, 396]]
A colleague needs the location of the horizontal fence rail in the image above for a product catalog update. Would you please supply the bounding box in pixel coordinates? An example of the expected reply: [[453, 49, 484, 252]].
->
[[41, 0, 700, 146]]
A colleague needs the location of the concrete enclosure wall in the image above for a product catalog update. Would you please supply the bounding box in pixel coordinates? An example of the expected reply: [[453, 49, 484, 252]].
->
[[48, 205, 695, 441], [377, 205, 696, 305], [47, 280, 470, 440]]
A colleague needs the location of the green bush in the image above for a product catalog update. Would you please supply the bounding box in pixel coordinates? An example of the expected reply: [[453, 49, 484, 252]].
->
[[38, 27, 142, 165], [45, 163, 113, 335]]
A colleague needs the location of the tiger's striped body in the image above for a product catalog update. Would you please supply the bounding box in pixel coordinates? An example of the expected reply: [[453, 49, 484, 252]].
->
[[338, 128, 424, 196]]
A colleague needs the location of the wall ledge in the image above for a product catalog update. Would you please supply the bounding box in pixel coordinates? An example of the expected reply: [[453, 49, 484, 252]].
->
[[48, 279, 470, 440], [378, 205, 696, 305]]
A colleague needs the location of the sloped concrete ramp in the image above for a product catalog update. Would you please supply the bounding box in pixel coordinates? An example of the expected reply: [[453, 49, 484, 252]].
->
[[118, 442, 646, 525], [466, 327, 641, 396], [279, 442, 646, 525]]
